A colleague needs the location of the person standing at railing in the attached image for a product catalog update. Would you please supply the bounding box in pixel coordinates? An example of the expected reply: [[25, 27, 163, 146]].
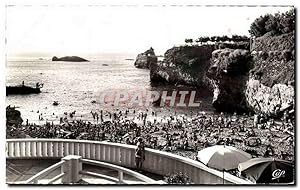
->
[[135, 137, 145, 172]]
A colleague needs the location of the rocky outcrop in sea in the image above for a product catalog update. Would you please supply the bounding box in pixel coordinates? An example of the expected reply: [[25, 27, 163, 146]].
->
[[52, 56, 89, 62], [134, 47, 157, 69]]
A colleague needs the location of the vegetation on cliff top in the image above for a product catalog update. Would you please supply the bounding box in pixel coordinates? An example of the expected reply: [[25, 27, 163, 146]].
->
[[249, 8, 295, 88], [184, 35, 250, 51], [185, 35, 249, 45], [249, 8, 295, 37]]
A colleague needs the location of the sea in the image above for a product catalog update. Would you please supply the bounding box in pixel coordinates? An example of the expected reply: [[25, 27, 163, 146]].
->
[[6, 54, 214, 124]]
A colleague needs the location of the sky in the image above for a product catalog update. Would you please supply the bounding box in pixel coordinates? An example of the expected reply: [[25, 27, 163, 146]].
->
[[5, 5, 292, 57]]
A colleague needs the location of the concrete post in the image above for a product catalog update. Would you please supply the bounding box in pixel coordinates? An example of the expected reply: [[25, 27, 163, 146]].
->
[[118, 171, 124, 184], [61, 155, 82, 184]]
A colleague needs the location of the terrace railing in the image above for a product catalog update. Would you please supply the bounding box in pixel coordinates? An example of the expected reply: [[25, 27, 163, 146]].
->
[[24, 160, 65, 184], [6, 139, 252, 184]]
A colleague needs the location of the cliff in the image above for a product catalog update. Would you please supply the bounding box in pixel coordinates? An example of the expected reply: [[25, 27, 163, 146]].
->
[[245, 32, 295, 116], [52, 56, 89, 62], [207, 32, 295, 116], [134, 47, 157, 69], [138, 15, 294, 117], [206, 48, 252, 113], [151, 33, 295, 116], [150, 45, 215, 87]]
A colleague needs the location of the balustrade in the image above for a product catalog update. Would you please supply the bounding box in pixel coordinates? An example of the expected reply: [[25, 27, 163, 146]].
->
[[6, 139, 251, 184]]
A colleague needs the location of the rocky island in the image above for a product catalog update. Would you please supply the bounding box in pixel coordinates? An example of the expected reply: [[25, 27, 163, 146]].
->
[[134, 47, 157, 69], [6, 82, 43, 96], [52, 56, 89, 62]]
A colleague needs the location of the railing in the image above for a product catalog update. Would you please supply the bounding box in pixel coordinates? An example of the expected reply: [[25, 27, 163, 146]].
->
[[11, 155, 158, 184], [81, 159, 158, 184], [6, 139, 252, 184], [25, 160, 65, 184]]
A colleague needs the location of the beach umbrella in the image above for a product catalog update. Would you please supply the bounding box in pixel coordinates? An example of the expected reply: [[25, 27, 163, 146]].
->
[[197, 145, 251, 183], [238, 158, 294, 184], [197, 145, 252, 171]]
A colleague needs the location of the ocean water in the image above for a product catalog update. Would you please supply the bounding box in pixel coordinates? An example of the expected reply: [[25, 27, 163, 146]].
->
[[6, 55, 214, 124]]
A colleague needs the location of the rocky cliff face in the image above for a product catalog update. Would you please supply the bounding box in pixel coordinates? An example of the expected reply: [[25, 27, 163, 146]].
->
[[206, 49, 252, 113], [150, 45, 215, 87], [206, 32, 295, 116], [245, 32, 295, 116], [142, 32, 294, 116], [134, 47, 157, 69], [245, 79, 294, 116]]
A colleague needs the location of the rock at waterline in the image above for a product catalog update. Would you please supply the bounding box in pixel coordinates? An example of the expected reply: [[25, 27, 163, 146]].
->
[[52, 56, 89, 62], [6, 106, 23, 126], [134, 47, 157, 69]]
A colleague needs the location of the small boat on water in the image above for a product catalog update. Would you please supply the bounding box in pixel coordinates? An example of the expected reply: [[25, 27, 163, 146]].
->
[[53, 101, 59, 106], [6, 82, 43, 96]]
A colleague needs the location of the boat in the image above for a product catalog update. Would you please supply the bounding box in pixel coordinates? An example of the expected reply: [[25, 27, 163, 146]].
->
[[6, 83, 43, 95], [53, 101, 59, 106]]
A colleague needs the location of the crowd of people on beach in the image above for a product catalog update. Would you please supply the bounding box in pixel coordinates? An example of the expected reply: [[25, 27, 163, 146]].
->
[[7, 107, 295, 162]]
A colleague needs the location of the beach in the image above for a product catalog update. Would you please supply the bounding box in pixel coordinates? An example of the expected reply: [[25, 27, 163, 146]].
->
[[7, 106, 294, 164]]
